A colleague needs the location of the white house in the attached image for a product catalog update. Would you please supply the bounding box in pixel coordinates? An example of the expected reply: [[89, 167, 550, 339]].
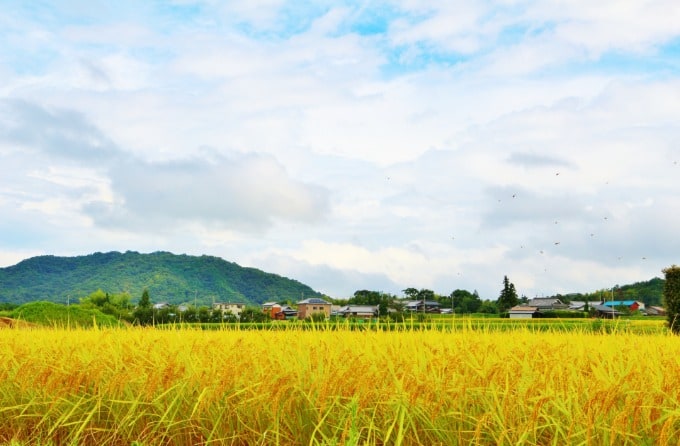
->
[[212, 302, 247, 318], [336, 305, 378, 319]]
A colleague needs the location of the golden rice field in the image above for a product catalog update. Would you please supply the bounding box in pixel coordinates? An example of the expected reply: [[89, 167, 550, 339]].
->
[[1, 322, 680, 445]]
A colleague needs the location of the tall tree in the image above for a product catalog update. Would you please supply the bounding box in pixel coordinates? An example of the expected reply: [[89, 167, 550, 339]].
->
[[133, 289, 153, 325], [663, 265, 680, 334], [450, 289, 482, 314], [496, 275, 519, 313], [402, 288, 419, 299], [349, 290, 391, 316]]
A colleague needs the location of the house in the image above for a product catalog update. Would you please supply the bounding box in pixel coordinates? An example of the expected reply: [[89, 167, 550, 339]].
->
[[508, 306, 539, 319], [262, 302, 298, 320], [602, 300, 645, 312], [526, 298, 568, 311], [212, 302, 247, 318], [153, 302, 170, 310], [592, 304, 621, 318], [297, 298, 332, 320], [568, 301, 601, 311], [262, 302, 281, 319], [336, 305, 378, 319], [274, 305, 298, 320], [404, 300, 442, 313], [645, 306, 666, 316]]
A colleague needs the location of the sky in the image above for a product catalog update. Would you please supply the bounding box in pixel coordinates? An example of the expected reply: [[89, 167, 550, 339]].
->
[[1, 1, 679, 300]]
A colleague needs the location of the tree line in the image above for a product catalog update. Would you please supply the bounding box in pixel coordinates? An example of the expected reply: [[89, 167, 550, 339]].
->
[[10, 270, 678, 328]]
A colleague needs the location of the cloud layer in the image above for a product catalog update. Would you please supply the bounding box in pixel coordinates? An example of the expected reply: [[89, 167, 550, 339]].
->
[[1, 1, 679, 299]]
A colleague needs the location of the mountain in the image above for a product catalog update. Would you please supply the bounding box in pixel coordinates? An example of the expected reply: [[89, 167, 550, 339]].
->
[[615, 277, 665, 306], [555, 277, 665, 307], [0, 251, 324, 306]]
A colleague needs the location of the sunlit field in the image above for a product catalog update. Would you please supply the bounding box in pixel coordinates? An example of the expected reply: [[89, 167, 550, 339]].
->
[[1, 321, 679, 445]]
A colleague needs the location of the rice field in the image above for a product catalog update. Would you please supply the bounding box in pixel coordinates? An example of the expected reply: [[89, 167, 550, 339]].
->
[[1, 322, 680, 445]]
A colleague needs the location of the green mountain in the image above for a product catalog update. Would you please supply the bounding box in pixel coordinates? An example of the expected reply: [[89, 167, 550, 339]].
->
[[0, 251, 323, 306], [555, 277, 665, 307], [615, 277, 665, 306]]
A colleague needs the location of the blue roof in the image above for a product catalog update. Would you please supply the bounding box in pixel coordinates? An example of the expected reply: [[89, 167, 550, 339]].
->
[[603, 300, 639, 307]]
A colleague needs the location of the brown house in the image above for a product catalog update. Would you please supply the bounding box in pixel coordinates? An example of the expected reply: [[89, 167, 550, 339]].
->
[[297, 298, 332, 320], [262, 302, 298, 320], [508, 306, 539, 319]]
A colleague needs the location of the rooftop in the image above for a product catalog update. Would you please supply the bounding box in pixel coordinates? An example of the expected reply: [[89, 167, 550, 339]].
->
[[298, 298, 331, 305], [509, 306, 538, 312]]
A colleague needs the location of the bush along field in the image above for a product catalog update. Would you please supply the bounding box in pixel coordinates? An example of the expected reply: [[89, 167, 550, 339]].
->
[[8, 301, 126, 328], [1, 323, 680, 445]]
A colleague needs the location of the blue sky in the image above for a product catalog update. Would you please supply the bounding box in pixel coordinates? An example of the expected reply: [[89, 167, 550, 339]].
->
[[1, 1, 679, 300]]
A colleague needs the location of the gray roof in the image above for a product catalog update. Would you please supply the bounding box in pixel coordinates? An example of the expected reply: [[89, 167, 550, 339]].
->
[[298, 298, 331, 305], [405, 300, 441, 306], [568, 301, 601, 309], [593, 304, 621, 314], [527, 298, 568, 309], [528, 298, 564, 305], [337, 305, 378, 313]]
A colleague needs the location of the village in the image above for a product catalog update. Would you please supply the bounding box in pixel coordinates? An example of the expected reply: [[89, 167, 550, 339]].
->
[[204, 297, 666, 321]]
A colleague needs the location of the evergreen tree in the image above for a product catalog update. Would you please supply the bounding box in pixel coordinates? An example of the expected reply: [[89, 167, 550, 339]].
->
[[133, 289, 153, 325], [496, 275, 519, 313], [663, 265, 680, 334], [138, 289, 151, 308]]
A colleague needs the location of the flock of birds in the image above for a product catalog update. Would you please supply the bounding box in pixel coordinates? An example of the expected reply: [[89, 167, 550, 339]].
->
[[383, 158, 678, 295], [509, 172, 651, 268], [452, 166, 668, 283]]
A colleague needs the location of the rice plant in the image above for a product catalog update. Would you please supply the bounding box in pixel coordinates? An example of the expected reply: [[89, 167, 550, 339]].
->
[[0, 322, 678, 445]]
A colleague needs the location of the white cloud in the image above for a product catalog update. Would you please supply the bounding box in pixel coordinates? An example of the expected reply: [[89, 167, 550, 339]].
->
[[1, 0, 679, 300], [88, 152, 329, 231]]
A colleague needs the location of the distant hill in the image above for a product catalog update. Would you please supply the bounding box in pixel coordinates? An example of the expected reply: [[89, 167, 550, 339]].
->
[[553, 277, 665, 307], [615, 277, 665, 306], [0, 251, 324, 306], [9, 301, 124, 328]]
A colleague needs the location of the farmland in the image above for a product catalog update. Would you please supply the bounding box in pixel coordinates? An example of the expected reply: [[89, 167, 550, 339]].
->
[[1, 321, 679, 445]]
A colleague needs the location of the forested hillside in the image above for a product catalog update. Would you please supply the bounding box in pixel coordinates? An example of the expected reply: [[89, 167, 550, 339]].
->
[[0, 251, 323, 305], [555, 277, 665, 307], [616, 277, 665, 306]]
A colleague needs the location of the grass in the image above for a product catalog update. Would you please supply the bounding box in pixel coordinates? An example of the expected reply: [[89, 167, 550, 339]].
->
[[160, 316, 667, 335], [9, 301, 125, 328], [0, 322, 678, 445]]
